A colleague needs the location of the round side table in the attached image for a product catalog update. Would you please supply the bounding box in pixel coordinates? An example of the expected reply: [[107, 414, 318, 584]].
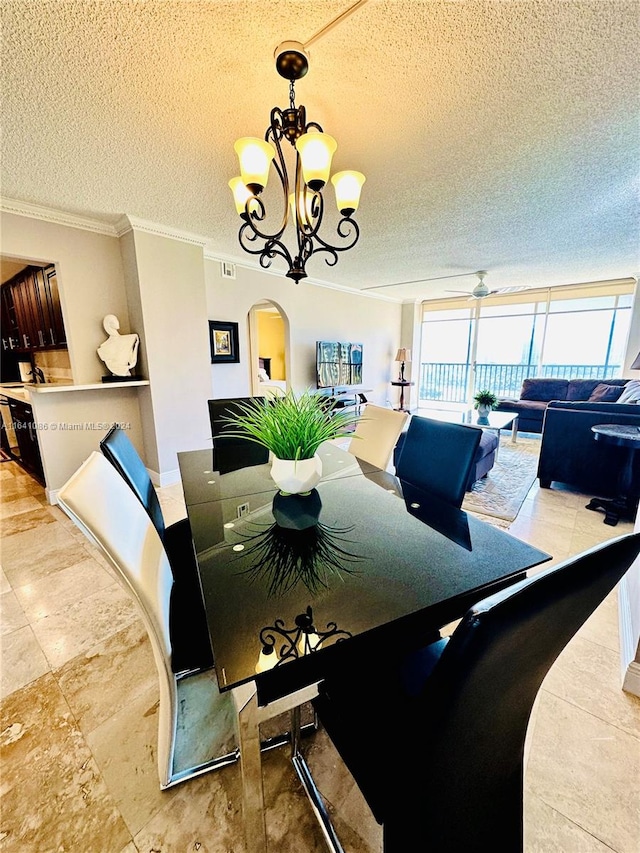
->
[[391, 380, 414, 413], [585, 424, 640, 525]]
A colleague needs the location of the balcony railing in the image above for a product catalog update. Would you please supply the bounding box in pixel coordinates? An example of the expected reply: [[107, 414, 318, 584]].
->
[[418, 363, 621, 404]]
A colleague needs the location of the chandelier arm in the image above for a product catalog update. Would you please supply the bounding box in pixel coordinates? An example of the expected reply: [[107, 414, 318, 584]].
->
[[261, 239, 295, 269], [310, 216, 361, 257], [238, 204, 285, 248], [237, 223, 294, 275], [293, 153, 308, 259], [310, 245, 339, 268], [298, 189, 324, 241]]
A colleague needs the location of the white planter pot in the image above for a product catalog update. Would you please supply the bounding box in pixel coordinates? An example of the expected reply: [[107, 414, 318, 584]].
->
[[270, 454, 322, 495], [477, 404, 492, 418]]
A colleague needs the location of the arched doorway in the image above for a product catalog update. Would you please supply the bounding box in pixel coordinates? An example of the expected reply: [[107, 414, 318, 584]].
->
[[249, 300, 289, 396]]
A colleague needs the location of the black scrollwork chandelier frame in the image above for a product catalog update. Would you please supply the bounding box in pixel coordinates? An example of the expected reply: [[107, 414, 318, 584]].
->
[[230, 43, 364, 284], [258, 606, 353, 669]]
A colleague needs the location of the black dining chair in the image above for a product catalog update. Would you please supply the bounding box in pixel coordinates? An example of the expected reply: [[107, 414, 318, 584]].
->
[[207, 397, 270, 473], [394, 416, 482, 508], [100, 424, 213, 674], [312, 532, 640, 853]]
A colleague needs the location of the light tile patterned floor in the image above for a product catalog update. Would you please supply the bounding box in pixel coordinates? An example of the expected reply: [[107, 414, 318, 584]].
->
[[1, 454, 638, 852]]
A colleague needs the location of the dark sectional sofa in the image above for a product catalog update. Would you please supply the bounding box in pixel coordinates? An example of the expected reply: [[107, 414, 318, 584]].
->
[[538, 400, 640, 497], [496, 376, 640, 496], [495, 377, 629, 433]]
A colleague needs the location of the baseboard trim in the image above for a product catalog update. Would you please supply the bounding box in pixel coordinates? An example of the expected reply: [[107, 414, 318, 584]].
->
[[622, 661, 640, 697], [147, 467, 181, 488]]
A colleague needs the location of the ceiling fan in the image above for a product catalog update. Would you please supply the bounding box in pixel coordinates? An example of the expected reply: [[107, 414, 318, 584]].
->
[[446, 271, 530, 300]]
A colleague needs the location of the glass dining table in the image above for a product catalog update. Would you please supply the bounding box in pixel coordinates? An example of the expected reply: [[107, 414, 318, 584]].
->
[[177, 440, 550, 853]]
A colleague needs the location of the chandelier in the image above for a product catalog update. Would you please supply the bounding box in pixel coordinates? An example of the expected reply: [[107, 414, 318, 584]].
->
[[229, 41, 365, 283]]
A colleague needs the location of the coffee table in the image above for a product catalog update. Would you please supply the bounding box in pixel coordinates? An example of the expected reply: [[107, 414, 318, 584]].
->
[[416, 408, 519, 446]]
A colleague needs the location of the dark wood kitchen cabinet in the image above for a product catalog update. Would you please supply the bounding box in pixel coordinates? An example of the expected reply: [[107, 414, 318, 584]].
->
[[1, 286, 20, 353], [4, 264, 67, 352], [11, 273, 39, 350], [43, 265, 66, 345], [8, 399, 44, 483]]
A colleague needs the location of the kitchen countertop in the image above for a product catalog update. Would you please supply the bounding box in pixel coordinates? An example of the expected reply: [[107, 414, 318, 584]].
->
[[0, 380, 149, 402]]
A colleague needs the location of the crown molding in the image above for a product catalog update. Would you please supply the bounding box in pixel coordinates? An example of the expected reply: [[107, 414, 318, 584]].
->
[[116, 215, 208, 246], [1, 197, 118, 236], [202, 247, 402, 303], [1, 198, 401, 303]]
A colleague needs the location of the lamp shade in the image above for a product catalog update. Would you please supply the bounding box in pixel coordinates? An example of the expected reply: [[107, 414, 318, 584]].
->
[[229, 177, 258, 216], [395, 348, 411, 363], [631, 351, 640, 370], [234, 137, 275, 194], [295, 131, 337, 191], [331, 170, 365, 216]]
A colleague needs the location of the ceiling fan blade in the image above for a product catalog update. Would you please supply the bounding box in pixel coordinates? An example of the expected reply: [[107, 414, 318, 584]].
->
[[495, 285, 532, 294]]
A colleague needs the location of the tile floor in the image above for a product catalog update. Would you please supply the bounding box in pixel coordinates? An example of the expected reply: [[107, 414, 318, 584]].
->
[[1, 447, 639, 852]]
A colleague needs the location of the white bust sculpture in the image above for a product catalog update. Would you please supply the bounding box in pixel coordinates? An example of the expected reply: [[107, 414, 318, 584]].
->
[[97, 314, 140, 377]]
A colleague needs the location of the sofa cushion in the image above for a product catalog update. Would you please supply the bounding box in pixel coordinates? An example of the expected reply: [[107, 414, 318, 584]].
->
[[466, 430, 499, 490], [520, 378, 568, 402], [566, 377, 627, 401], [588, 383, 625, 403], [497, 399, 548, 416], [477, 430, 499, 457], [567, 379, 602, 401], [618, 380, 640, 404]]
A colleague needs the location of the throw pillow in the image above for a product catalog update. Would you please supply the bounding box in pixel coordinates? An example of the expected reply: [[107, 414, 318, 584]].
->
[[588, 383, 625, 403], [617, 380, 640, 404]]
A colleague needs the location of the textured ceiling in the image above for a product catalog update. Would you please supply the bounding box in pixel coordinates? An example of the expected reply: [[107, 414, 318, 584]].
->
[[1, 0, 639, 301]]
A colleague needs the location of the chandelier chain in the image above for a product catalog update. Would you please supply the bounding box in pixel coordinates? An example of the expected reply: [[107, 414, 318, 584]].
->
[[289, 79, 296, 110]]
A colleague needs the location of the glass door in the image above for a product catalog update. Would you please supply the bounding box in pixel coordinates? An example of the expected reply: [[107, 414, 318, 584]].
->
[[419, 306, 476, 410]]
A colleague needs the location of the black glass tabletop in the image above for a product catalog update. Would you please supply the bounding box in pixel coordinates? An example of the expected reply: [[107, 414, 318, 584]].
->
[[178, 443, 550, 704]]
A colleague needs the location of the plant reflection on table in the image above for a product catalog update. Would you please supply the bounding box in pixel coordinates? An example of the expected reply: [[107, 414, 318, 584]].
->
[[234, 489, 363, 596]]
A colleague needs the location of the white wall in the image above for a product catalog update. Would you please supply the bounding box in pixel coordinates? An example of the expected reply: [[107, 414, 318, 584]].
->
[[1, 213, 131, 384], [123, 228, 213, 483], [31, 387, 145, 501], [204, 261, 403, 405]]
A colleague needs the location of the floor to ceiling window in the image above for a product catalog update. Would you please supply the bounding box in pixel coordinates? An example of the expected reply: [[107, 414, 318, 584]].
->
[[419, 280, 635, 407]]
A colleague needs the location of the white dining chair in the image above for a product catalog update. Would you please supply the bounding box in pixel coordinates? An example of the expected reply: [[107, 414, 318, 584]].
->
[[347, 404, 408, 470], [57, 451, 317, 799]]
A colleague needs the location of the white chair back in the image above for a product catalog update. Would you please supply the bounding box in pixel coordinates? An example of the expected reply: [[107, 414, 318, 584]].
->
[[348, 404, 408, 470], [57, 451, 177, 786]]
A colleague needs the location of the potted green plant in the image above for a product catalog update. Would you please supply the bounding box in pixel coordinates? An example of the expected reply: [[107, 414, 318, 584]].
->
[[473, 389, 498, 418], [223, 388, 359, 494]]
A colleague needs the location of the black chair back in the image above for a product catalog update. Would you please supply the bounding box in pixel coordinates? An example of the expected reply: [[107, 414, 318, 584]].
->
[[100, 424, 165, 537], [395, 416, 481, 507], [313, 532, 640, 852], [208, 397, 270, 473]]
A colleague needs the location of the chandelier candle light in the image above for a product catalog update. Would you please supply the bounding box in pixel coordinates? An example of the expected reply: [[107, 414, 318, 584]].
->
[[229, 41, 365, 283]]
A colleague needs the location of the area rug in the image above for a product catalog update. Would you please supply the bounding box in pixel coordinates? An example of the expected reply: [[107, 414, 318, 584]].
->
[[462, 435, 541, 523]]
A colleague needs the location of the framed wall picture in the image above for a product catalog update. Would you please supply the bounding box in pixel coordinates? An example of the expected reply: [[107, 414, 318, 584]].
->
[[209, 320, 240, 364]]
